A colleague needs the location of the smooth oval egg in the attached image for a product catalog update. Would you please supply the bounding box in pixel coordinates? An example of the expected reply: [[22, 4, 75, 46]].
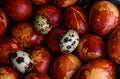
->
[[60, 29, 79, 54], [76, 59, 116, 79], [89, 1, 119, 36], [10, 51, 34, 73]]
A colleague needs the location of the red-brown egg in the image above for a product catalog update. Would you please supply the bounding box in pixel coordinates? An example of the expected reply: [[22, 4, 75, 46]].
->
[[54, 0, 78, 8], [76, 59, 116, 79], [28, 46, 51, 73], [64, 6, 89, 35], [89, 1, 119, 36], [24, 72, 50, 79], [34, 5, 61, 35], [3, 0, 33, 21], [44, 27, 65, 54], [0, 65, 18, 79], [0, 8, 7, 35], [10, 22, 43, 48], [108, 25, 120, 65], [51, 54, 82, 79], [0, 36, 23, 65], [32, 0, 49, 5], [77, 34, 106, 62]]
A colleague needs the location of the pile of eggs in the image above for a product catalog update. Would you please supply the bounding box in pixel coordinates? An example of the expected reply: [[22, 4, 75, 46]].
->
[[0, 0, 120, 79]]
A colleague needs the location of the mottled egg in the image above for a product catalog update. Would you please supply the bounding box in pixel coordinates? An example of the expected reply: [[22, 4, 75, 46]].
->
[[60, 29, 79, 54], [10, 51, 34, 73], [33, 15, 51, 35]]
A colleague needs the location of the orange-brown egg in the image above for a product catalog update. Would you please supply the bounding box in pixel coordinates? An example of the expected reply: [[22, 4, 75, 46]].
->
[[89, 1, 119, 36], [76, 59, 116, 79]]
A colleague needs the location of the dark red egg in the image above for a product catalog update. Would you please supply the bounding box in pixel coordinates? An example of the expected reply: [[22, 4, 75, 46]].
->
[[108, 25, 120, 65], [32, 0, 49, 5], [28, 46, 51, 73], [0, 65, 18, 79], [44, 27, 65, 54], [89, 1, 119, 36], [51, 54, 82, 79], [0, 8, 7, 35], [77, 34, 106, 62], [35, 5, 61, 28], [64, 6, 89, 35], [10, 22, 43, 48], [76, 59, 116, 79], [54, 0, 78, 8], [0, 36, 23, 65], [3, 0, 33, 21], [24, 72, 50, 79]]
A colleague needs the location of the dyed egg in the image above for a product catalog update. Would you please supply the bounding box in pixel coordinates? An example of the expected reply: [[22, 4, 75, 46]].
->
[[0, 65, 18, 79], [77, 34, 106, 62], [28, 46, 51, 73], [10, 22, 43, 48], [11, 51, 34, 73], [34, 5, 62, 34], [89, 1, 119, 36], [45, 28, 65, 54], [60, 29, 79, 54], [108, 25, 120, 64], [76, 59, 116, 79], [51, 54, 82, 79], [24, 72, 50, 79]]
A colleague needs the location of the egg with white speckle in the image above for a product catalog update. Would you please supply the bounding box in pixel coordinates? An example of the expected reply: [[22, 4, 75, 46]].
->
[[60, 29, 79, 54], [11, 51, 34, 73]]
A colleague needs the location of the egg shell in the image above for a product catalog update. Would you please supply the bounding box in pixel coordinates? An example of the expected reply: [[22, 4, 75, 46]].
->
[[24, 72, 50, 79], [11, 51, 34, 73], [60, 29, 79, 54], [51, 54, 82, 79], [64, 6, 89, 35], [3, 0, 33, 21], [35, 5, 62, 28], [32, 0, 49, 5], [76, 59, 116, 79], [28, 46, 51, 73], [77, 34, 106, 62], [108, 25, 120, 64], [45, 27, 65, 54], [0, 36, 23, 65], [89, 1, 119, 36], [0, 65, 18, 79], [10, 22, 43, 48], [33, 15, 51, 35], [54, 0, 78, 8], [0, 8, 7, 35]]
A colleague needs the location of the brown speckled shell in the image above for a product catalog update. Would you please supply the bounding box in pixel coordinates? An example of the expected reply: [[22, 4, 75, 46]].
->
[[89, 1, 119, 36]]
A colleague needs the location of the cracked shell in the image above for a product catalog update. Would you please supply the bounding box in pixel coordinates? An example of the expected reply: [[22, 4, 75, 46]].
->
[[33, 15, 51, 35], [11, 51, 34, 73], [60, 29, 79, 54]]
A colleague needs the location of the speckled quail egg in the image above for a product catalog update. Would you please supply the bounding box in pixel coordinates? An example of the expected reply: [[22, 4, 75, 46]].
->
[[33, 14, 51, 35], [10, 50, 34, 73], [60, 29, 80, 54]]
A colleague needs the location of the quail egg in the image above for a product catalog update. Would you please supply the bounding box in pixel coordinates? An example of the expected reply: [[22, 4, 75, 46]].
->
[[60, 29, 80, 54]]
